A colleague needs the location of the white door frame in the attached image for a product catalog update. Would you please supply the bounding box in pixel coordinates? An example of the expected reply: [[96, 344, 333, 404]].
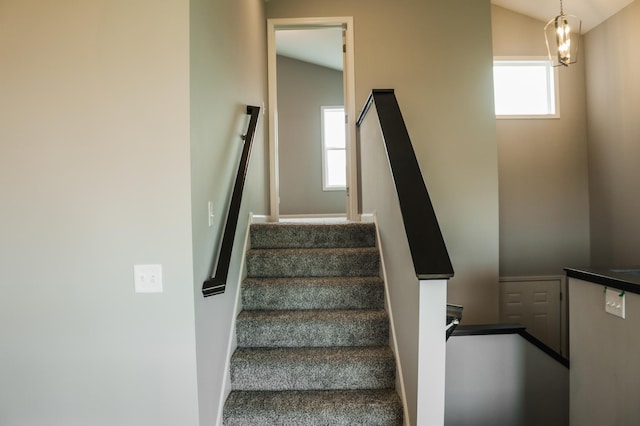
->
[[267, 17, 358, 222]]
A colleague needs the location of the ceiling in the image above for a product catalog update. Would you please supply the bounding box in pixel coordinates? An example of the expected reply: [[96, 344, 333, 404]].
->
[[276, 28, 343, 71], [275, 0, 636, 70], [492, 0, 634, 33]]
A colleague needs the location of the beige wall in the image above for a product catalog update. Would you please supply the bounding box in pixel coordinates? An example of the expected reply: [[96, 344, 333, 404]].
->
[[277, 55, 346, 215], [359, 102, 423, 424], [447, 333, 569, 425], [267, 0, 500, 325], [584, 0, 640, 267], [569, 278, 640, 425], [189, 0, 268, 424], [491, 5, 591, 277], [268, 1, 499, 423], [0, 1, 199, 424]]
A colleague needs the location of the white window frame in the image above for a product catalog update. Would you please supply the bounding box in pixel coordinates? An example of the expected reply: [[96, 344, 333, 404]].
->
[[493, 57, 560, 120], [320, 106, 347, 191]]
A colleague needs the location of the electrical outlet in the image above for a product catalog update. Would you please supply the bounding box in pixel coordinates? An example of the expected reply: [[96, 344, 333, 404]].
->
[[134, 264, 163, 293], [605, 287, 625, 319]]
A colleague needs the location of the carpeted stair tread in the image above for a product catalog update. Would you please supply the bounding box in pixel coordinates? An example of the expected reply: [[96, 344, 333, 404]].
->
[[236, 309, 389, 348], [223, 389, 403, 426], [246, 247, 380, 278], [242, 276, 385, 310], [230, 346, 395, 391], [222, 222, 403, 425], [250, 222, 376, 249]]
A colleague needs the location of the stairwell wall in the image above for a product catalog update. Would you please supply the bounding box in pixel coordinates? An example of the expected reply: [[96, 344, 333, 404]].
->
[[266, 0, 500, 325], [446, 333, 569, 425], [189, 0, 269, 424], [584, 0, 640, 267], [276, 55, 346, 216], [0, 1, 199, 425], [359, 103, 424, 424], [491, 6, 590, 277]]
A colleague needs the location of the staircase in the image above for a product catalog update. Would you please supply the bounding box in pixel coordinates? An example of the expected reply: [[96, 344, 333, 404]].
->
[[223, 222, 404, 426]]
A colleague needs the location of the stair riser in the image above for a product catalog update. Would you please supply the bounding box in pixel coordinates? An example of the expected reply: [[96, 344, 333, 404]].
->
[[223, 222, 404, 425], [250, 223, 376, 249], [223, 390, 403, 426], [242, 280, 384, 310], [236, 316, 389, 348], [231, 357, 395, 391], [223, 410, 402, 426], [246, 250, 380, 278]]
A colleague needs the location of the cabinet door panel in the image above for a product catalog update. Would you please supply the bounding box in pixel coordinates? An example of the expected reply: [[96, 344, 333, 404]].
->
[[500, 279, 561, 352]]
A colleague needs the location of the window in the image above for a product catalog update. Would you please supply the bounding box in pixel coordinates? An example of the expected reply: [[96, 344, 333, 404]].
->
[[321, 106, 346, 190], [493, 59, 558, 119]]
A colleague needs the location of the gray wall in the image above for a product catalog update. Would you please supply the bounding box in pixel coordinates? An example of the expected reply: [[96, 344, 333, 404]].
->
[[190, 0, 268, 424], [491, 6, 591, 277], [446, 333, 569, 426], [584, 0, 640, 267], [277, 55, 346, 215], [569, 278, 640, 425], [0, 1, 199, 425], [267, 0, 500, 324], [359, 102, 423, 424]]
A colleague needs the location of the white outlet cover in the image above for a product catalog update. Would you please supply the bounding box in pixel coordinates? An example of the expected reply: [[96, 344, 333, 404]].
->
[[605, 287, 625, 319], [134, 264, 163, 293]]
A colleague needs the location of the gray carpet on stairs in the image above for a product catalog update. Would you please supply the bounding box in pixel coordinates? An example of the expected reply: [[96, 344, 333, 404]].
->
[[230, 346, 396, 391], [224, 390, 402, 426], [246, 247, 381, 278], [242, 276, 385, 311], [223, 222, 403, 426]]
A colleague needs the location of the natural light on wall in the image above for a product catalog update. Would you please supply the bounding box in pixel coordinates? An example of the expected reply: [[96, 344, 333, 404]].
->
[[321, 106, 347, 190], [493, 59, 558, 119]]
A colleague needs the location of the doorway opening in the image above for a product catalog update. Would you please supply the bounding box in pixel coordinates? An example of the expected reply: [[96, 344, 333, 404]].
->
[[267, 18, 357, 222]]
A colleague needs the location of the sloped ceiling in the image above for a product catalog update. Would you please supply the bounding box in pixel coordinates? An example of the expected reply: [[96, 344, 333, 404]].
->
[[274, 0, 636, 70], [276, 27, 343, 71], [491, 0, 635, 33]]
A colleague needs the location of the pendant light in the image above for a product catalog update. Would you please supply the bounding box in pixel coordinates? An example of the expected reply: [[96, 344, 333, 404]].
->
[[544, 0, 581, 67]]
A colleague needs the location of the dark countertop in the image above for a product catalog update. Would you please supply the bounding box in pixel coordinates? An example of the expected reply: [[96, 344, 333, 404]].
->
[[565, 266, 640, 295]]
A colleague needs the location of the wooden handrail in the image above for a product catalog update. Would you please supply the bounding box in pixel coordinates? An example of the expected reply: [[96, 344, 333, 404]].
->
[[202, 105, 260, 297], [356, 89, 454, 280]]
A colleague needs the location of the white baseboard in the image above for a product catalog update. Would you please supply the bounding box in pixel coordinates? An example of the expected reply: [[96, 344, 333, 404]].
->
[[215, 212, 254, 426], [370, 212, 411, 426]]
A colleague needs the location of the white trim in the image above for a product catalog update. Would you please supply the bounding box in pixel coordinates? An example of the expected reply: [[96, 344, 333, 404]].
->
[[360, 213, 375, 223], [250, 214, 270, 224], [267, 17, 358, 223], [320, 105, 347, 191], [342, 20, 358, 221], [279, 213, 347, 220], [370, 212, 410, 426], [417, 279, 448, 426], [267, 22, 280, 222], [214, 212, 254, 426]]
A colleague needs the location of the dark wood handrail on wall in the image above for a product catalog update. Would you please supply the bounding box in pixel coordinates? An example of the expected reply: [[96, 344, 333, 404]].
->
[[202, 105, 260, 297], [356, 89, 454, 280]]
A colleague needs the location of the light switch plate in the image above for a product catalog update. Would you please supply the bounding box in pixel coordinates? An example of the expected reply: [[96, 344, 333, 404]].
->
[[208, 201, 215, 227], [605, 287, 625, 319], [134, 264, 163, 293]]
